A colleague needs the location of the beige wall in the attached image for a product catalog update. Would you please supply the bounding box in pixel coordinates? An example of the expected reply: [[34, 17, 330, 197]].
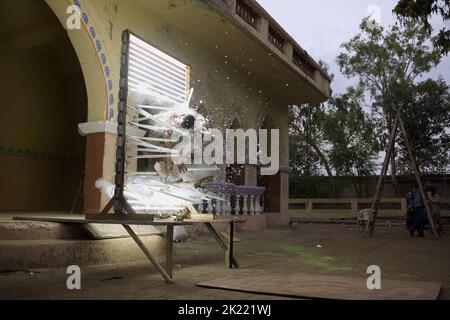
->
[[0, 50, 87, 211], [289, 198, 450, 219]]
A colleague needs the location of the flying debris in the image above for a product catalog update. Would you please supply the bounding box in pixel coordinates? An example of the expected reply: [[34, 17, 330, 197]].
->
[[97, 86, 220, 220]]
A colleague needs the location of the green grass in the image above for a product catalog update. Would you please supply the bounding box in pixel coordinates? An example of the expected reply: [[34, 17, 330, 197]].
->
[[278, 243, 355, 272]]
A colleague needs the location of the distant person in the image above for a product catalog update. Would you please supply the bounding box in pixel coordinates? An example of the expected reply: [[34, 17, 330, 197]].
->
[[409, 185, 425, 238], [427, 187, 444, 234], [406, 188, 415, 230]]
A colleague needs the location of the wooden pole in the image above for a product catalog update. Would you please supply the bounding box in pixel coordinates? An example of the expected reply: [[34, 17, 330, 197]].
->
[[365, 116, 399, 235], [397, 113, 440, 239]]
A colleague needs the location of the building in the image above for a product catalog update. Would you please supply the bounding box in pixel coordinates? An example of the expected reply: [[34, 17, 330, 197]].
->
[[0, 0, 331, 226]]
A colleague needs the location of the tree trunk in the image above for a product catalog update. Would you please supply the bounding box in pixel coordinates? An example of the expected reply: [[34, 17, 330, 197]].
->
[[307, 140, 333, 177], [295, 129, 333, 177]]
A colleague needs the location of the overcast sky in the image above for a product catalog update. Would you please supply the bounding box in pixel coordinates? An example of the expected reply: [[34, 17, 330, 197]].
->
[[256, 0, 450, 95]]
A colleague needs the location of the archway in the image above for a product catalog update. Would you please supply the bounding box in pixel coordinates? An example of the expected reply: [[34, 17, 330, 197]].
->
[[196, 102, 212, 129], [0, 0, 87, 212], [258, 114, 281, 213], [226, 118, 246, 186]]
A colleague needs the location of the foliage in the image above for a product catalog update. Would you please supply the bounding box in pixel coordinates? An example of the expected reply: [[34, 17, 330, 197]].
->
[[289, 103, 330, 176], [392, 78, 450, 173], [323, 88, 382, 178], [289, 17, 449, 189], [394, 0, 450, 54], [337, 19, 448, 175], [337, 19, 441, 104], [289, 86, 382, 190]]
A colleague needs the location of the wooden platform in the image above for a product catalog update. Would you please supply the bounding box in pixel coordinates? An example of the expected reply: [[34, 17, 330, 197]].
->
[[13, 215, 243, 283], [197, 271, 442, 300], [13, 216, 242, 226]]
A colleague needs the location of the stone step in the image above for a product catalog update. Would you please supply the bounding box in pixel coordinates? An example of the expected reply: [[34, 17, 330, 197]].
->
[[0, 221, 88, 240], [0, 235, 165, 269]]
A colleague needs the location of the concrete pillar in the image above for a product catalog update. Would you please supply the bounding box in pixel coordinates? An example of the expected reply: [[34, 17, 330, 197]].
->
[[264, 166, 290, 227], [245, 164, 257, 186], [279, 168, 289, 216], [260, 17, 269, 39], [285, 42, 293, 61], [78, 121, 144, 214]]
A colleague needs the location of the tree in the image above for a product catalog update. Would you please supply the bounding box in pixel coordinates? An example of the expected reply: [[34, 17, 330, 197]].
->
[[386, 78, 450, 173], [289, 87, 382, 185], [394, 0, 450, 54], [289, 103, 332, 177], [337, 19, 444, 181], [322, 88, 383, 195], [323, 88, 382, 178], [289, 61, 334, 177]]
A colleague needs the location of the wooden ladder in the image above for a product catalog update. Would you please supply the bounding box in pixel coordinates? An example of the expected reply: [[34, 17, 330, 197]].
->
[[364, 112, 441, 239]]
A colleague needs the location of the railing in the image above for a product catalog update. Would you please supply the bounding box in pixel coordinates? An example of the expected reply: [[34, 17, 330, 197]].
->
[[293, 50, 317, 78], [289, 197, 450, 218], [200, 182, 265, 215], [235, 0, 258, 30], [268, 27, 285, 52]]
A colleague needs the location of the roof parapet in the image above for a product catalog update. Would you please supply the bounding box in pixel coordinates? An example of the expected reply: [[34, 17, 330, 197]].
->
[[216, 0, 332, 83]]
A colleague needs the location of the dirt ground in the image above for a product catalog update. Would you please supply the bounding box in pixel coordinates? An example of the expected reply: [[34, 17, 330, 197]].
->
[[0, 224, 449, 300]]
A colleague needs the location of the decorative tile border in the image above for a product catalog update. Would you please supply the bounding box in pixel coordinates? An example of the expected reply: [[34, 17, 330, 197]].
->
[[70, 0, 115, 121], [0, 146, 82, 161]]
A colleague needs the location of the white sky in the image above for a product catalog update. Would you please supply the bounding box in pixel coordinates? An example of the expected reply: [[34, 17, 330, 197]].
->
[[256, 0, 450, 95]]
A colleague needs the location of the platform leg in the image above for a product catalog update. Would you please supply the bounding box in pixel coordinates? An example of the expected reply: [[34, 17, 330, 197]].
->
[[122, 224, 173, 284], [226, 221, 234, 269], [204, 222, 239, 268], [166, 224, 174, 279], [101, 198, 114, 214]]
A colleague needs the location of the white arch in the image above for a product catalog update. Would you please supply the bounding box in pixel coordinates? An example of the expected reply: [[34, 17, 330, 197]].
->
[[46, 0, 114, 121], [226, 111, 247, 130]]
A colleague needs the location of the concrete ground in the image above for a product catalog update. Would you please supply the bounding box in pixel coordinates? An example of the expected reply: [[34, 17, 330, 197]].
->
[[0, 224, 449, 300]]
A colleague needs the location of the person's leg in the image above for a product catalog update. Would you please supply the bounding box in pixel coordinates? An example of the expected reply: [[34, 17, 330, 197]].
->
[[407, 211, 414, 230], [416, 207, 425, 237], [409, 209, 418, 236]]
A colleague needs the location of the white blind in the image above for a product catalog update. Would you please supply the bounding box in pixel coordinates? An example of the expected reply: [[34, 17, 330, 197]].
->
[[128, 34, 190, 105]]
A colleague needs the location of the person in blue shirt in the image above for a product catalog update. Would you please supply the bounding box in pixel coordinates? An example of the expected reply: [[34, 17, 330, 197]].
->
[[406, 188, 415, 230]]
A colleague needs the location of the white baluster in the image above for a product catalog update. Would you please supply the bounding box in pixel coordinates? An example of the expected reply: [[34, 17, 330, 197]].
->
[[261, 195, 265, 213], [218, 196, 224, 215], [234, 195, 241, 215], [225, 194, 231, 215], [223, 193, 227, 215], [243, 194, 249, 215], [249, 195, 255, 215], [207, 193, 214, 214], [213, 199, 218, 215], [255, 195, 262, 215]]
